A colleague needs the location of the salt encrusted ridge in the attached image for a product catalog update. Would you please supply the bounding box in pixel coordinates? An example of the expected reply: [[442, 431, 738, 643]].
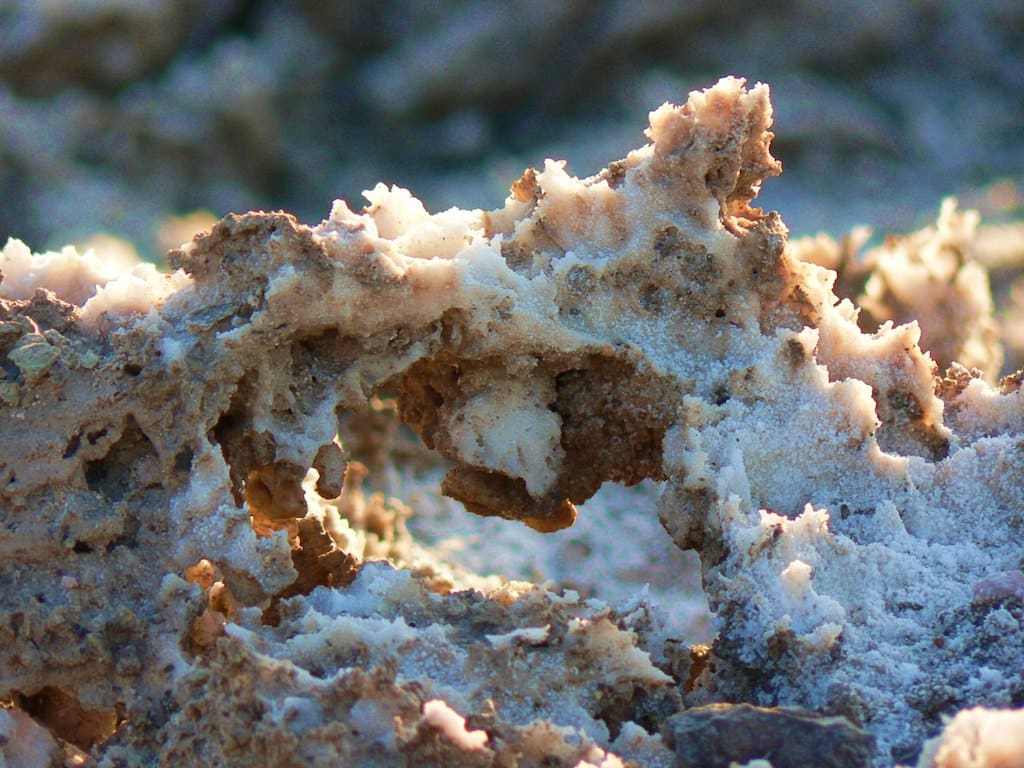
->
[[0, 77, 1021, 767]]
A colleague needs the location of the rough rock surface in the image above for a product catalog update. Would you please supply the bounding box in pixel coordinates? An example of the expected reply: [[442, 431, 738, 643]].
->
[[1, 78, 1023, 767], [661, 703, 876, 768]]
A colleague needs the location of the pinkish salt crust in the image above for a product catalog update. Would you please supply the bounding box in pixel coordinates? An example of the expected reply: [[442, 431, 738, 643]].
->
[[0, 77, 1022, 767]]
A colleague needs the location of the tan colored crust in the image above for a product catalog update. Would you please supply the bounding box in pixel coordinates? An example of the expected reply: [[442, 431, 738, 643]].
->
[[1, 77, 1022, 766]]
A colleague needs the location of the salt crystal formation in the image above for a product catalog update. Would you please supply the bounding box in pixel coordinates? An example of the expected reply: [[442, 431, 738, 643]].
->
[[1, 77, 1022, 767]]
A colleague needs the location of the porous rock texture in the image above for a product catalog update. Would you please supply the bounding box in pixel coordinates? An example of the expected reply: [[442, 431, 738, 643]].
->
[[1, 78, 1023, 767]]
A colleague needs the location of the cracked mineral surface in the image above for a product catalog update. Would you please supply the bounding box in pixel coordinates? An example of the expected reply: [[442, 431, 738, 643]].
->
[[1, 77, 1023, 767]]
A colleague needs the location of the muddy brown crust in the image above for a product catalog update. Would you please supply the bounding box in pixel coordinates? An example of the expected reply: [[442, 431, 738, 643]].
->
[[552, 353, 682, 495], [398, 348, 683, 530]]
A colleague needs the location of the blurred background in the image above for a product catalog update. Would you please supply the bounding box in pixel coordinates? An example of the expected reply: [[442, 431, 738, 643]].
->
[[1, 0, 1021, 260]]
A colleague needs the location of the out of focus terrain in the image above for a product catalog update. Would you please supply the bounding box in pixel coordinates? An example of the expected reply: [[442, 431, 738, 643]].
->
[[1, 0, 1021, 257]]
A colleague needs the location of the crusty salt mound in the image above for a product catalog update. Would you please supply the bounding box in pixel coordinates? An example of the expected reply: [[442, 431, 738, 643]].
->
[[1, 77, 1022, 767]]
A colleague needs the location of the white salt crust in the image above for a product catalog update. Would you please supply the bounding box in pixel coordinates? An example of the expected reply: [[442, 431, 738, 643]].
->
[[0, 77, 1021, 767]]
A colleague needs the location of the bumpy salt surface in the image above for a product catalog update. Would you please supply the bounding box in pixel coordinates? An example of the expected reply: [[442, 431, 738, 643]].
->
[[0, 236, 190, 324], [1, 76, 1022, 767]]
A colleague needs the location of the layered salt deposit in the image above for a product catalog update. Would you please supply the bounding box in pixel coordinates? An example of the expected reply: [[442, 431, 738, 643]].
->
[[0, 77, 1021, 767]]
